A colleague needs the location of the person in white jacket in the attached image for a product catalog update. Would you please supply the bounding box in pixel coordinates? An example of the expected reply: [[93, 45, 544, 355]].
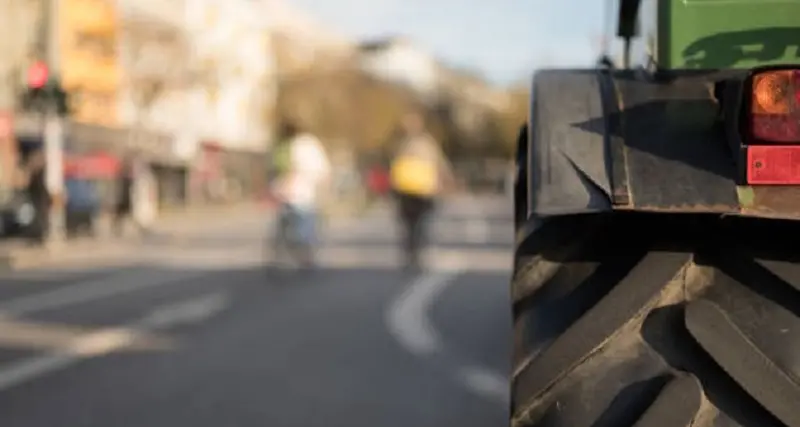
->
[[271, 122, 331, 265]]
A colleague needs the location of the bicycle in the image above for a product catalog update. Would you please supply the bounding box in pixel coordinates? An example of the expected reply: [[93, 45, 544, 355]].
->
[[268, 203, 317, 270]]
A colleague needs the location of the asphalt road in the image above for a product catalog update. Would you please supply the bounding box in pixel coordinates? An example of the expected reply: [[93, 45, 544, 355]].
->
[[0, 194, 513, 427]]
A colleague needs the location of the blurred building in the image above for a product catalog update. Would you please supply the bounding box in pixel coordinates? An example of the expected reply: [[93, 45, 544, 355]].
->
[[182, 0, 282, 204], [265, 0, 353, 75], [13, 0, 131, 195], [0, 0, 42, 195], [117, 0, 192, 208], [3, 0, 363, 210], [357, 37, 510, 112], [357, 37, 440, 102], [59, 0, 121, 127], [0, 0, 43, 110]]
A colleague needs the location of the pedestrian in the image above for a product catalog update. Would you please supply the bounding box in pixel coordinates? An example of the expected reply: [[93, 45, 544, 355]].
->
[[24, 149, 48, 244], [389, 112, 454, 272], [113, 154, 147, 237]]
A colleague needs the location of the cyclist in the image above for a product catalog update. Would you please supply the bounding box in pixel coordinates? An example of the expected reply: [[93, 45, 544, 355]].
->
[[389, 112, 454, 272], [270, 121, 331, 267]]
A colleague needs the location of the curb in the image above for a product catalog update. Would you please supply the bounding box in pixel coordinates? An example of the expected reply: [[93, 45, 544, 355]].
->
[[154, 203, 265, 226], [0, 238, 135, 272]]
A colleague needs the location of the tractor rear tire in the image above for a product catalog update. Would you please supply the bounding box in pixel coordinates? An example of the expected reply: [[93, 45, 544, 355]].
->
[[510, 212, 800, 427]]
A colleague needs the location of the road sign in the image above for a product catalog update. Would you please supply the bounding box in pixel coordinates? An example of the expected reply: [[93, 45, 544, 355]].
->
[[27, 61, 49, 89]]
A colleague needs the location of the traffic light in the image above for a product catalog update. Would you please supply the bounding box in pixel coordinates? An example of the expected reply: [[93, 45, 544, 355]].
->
[[27, 61, 48, 89], [50, 80, 70, 117], [20, 86, 45, 112], [19, 78, 71, 117]]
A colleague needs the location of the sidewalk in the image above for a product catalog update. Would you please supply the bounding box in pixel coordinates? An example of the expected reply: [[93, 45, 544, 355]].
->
[[0, 237, 135, 271], [0, 202, 269, 271], [151, 202, 268, 234], [0, 197, 382, 272]]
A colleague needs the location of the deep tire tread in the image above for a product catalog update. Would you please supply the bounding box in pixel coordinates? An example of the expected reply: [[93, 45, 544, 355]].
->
[[686, 300, 800, 427], [632, 374, 703, 427], [513, 252, 690, 417], [511, 214, 800, 427]]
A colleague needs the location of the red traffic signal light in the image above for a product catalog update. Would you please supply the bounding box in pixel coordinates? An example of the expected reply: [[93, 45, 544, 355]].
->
[[27, 61, 49, 89]]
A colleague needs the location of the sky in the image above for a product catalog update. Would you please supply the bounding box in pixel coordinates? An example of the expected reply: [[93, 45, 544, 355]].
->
[[288, 0, 606, 85]]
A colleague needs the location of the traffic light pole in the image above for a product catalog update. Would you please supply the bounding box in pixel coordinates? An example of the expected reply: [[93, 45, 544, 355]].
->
[[43, 0, 65, 248], [43, 111, 65, 247]]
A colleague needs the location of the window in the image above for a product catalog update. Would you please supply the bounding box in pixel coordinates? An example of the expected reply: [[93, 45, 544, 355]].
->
[[74, 33, 116, 57]]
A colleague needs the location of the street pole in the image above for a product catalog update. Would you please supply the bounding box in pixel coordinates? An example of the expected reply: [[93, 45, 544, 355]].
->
[[43, 0, 65, 248]]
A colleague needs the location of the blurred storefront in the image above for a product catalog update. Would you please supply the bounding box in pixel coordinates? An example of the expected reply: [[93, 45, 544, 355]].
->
[[189, 141, 265, 205], [14, 114, 191, 210], [190, 141, 221, 204], [184, 0, 275, 202], [127, 127, 188, 208]]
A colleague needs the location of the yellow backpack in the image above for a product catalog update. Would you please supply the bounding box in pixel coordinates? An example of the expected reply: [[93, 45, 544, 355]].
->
[[390, 154, 438, 197]]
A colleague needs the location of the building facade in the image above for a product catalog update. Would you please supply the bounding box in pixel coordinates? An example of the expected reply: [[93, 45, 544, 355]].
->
[[116, 0, 199, 207], [358, 38, 441, 102], [59, 0, 121, 127], [183, 0, 279, 203]]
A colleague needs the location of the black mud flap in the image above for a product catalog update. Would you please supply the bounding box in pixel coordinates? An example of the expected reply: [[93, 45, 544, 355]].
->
[[525, 70, 614, 218]]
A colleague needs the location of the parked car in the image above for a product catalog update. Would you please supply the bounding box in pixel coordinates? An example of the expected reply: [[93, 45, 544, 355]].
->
[[0, 190, 36, 237]]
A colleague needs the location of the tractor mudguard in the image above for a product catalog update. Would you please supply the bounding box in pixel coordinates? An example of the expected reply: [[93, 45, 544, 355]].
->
[[603, 69, 800, 219], [525, 68, 800, 223], [526, 70, 613, 217], [604, 70, 742, 213]]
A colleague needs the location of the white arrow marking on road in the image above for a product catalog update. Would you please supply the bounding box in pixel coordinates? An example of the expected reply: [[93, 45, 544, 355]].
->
[[386, 270, 509, 403], [386, 272, 457, 356], [458, 365, 509, 403], [0, 292, 229, 392]]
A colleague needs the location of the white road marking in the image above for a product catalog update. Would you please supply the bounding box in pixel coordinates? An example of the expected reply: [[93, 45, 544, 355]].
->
[[458, 365, 509, 403], [0, 270, 205, 316], [0, 352, 75, 391], [67, 327, 142, 357], [0, 291, 229, 392], [139, 292, 229, 328], [385, 270, 509, 402], [386, 272, 458, 356]]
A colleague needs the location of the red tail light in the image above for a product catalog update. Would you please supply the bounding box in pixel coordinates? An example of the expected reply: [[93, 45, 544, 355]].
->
[[750, 70, 800, 142], [746, 69, 800, 184]]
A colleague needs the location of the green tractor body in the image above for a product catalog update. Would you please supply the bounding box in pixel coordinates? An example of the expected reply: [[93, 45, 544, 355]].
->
[[510, 1, 800, 426], [649, 0, 800, 70]]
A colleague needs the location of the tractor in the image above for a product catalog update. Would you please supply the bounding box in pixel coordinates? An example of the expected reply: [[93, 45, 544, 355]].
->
[[510, 1, 800, 426]]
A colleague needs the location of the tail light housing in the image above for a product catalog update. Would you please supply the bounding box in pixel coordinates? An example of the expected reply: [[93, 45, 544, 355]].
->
[[744, 68, 800, 184], [750, 69, 800, 142]]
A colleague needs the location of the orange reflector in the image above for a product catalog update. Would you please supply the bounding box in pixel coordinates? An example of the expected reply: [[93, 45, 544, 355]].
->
[[747, 145, 800, 184], [752, 71, 793, 115]]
